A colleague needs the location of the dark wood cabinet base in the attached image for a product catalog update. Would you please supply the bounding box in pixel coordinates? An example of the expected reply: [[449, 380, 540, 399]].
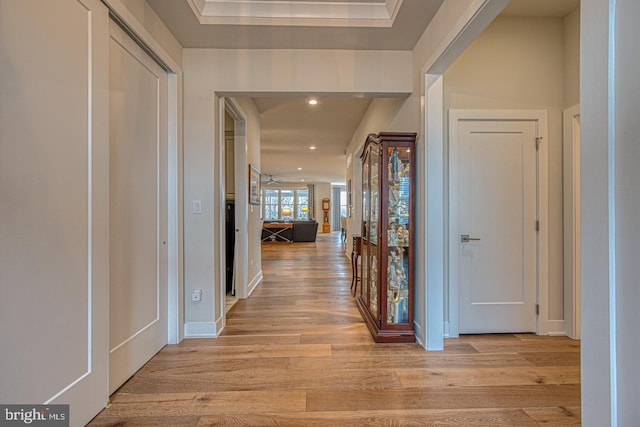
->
[[357, 296, 416, 343]]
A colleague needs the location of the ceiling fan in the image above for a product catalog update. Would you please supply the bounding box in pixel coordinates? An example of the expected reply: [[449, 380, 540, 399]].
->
[[265, 174, 282, 185]]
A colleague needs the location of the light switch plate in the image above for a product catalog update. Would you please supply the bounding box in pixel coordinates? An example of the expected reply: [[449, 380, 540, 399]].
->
[[193, 200, 202, 214]]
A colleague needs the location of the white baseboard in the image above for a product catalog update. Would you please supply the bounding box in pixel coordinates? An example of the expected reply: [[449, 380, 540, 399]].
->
[[443, 321, 451, 338], [545, 319, 567, 336], [248, 270, 263, 296], [413, 321, 424, 349], [184, 321, 217, 338]]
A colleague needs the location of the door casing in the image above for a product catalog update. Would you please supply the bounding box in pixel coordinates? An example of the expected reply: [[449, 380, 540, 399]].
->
[[563, 104, 581, 339]]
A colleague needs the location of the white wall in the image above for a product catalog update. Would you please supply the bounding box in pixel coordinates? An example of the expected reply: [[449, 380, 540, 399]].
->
[[184, 49, 411, 96], [564, 7, 580, 108], [442, 14, 579, 326], [183, 48, 413, 331]]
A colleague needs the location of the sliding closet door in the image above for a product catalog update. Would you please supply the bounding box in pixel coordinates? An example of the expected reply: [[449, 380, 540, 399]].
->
[[108, 19, 168, 393], [0, 0, 110, 424]]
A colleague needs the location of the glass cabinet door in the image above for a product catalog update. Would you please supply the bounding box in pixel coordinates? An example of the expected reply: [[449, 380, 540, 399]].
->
[[369, 143, 380, 316], [386, 146, 411, 324], [361, 151, 370, 304]]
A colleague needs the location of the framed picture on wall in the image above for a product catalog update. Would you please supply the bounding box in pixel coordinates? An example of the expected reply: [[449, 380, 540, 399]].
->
[[347, 179, 352, 217], [248, 165, 261, 205]]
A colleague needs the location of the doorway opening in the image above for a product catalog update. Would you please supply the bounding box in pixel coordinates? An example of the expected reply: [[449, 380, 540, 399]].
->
[[224, 111, 238, 313]]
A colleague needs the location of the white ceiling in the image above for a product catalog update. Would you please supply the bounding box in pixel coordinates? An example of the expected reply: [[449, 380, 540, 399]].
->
[[147, 0, 580, 184], [252, 97, 372, 184]]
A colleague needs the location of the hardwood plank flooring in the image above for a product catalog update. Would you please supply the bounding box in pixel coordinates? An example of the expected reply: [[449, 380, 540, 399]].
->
[[89, 232, 581, 426]]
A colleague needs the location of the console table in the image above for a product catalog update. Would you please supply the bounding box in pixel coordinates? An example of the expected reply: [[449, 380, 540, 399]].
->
[[261, 222, 293, 242], [351, 234, 362, 296]]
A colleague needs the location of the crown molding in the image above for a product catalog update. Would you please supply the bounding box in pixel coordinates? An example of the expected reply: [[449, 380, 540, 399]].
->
[[186, 0, 403, 27]]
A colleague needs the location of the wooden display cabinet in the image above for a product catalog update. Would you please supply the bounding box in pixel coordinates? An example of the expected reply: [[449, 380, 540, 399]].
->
[[322, 197, 331, 233], [358, 132, 416, 343]]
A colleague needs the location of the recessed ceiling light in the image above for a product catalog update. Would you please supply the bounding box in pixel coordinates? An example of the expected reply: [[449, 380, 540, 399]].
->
[[309, 146, 316, 150], [308, 99, 318, 105], [301, 179, 305, 182], [297, 167, 302, 170]]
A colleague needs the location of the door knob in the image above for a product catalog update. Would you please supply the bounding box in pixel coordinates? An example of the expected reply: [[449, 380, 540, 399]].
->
[[461, 234, 481, 243]]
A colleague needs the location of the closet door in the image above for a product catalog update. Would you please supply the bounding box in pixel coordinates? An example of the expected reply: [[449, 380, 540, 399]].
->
[[0, 1, 110, 424], [109, 19, 168, 393]]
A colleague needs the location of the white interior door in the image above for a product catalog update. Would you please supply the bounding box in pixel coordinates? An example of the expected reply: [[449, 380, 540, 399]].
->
[[109, 20, 168, 393], [452, 117, 538, 334]]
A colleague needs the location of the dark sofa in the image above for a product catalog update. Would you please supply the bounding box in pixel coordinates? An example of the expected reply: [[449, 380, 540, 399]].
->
[[292, 220, 319, 242], [261, 220, 318, 242]]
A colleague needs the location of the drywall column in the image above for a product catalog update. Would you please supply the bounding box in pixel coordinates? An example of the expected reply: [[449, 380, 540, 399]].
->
[[611, 1, 640, 424], [581, 0, 640, 424], [580, 0, 614, 424]]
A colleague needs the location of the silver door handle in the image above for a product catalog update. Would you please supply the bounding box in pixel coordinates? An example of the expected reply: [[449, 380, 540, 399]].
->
[[461, 234, 481, 243]]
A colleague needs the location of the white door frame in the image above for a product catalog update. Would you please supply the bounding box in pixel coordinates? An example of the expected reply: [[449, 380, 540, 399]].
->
[[448, 109, 549, 337], [103, 0, 184, 344], [219, 98, 249, 324], [563, 104, 581, 339]]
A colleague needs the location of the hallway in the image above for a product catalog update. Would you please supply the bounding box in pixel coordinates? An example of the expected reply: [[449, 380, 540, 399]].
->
[[90, 233, 580, 426]]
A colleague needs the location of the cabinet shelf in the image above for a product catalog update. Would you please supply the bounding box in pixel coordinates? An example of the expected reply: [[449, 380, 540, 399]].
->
[[358, 132, 416, 343]]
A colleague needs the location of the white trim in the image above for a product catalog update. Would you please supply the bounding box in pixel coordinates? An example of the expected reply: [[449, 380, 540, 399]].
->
[[184, 321, 218, 338], [546, 320, 567, 336], [413, 321, 424, 348], [248, 271, 263, 296], [563, 104, 581, 340], [187, 0, 402, 27], [215, 96, 227, 331], [448, 109, 548, 337], [422, 74, 444, 350], [606, 2, 618, 421], [167, 72, 184, 344], [223, 98, 249, 303]]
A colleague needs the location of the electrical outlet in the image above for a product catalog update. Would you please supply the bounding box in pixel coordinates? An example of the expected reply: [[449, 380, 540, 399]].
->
[[191, 288, 202, 302]]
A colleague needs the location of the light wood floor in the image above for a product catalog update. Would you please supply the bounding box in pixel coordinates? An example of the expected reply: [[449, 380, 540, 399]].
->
[[90, 232, 581, 426]]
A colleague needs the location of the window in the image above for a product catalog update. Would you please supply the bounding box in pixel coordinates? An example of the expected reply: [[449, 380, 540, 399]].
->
[[297, 189, 309, 219], [261, 188, 310, 221], [262, 189, 279, 220]]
